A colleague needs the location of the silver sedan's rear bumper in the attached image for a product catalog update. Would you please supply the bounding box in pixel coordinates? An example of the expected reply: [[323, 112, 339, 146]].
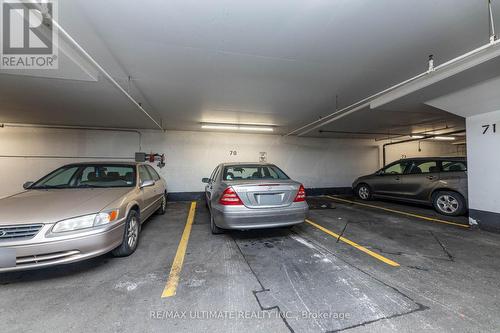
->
[[211, 202, 308, 230], [0, 220, 125, 273]]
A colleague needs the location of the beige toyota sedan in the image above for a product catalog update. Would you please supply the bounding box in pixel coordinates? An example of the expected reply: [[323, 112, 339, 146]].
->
[[0, 162, 167, 273]]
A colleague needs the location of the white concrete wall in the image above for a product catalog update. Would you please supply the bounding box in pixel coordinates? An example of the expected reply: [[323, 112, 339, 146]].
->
[[141, 130, 380, 192], [0, 126, 139, 198], [0, 126, 381, 198], [383, 140, 466, 165], [466, 110, 500, 214]]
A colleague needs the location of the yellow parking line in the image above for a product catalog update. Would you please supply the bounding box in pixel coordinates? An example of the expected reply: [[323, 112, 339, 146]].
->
[[305, 219, 400, 267], [326, 195, 469, 229], [161, 201, 197, 298], [306, 220, 399, 267]]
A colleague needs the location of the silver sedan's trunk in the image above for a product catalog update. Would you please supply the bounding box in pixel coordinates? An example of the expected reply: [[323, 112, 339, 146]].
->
[[205, 163, 308, 231], [224, 180, 300, 208]]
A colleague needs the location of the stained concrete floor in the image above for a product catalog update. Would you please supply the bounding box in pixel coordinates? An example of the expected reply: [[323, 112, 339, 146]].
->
[[1, 197, 500, 333]]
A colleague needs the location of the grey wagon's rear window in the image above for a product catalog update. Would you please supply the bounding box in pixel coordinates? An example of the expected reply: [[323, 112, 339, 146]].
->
[[222, 165, 289, 181], [441, 161, 467, 172]]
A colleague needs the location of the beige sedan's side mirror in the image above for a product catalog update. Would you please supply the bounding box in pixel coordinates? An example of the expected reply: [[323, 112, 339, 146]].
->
[[140, 180, 155, 189], [23, 181, 34, 189]]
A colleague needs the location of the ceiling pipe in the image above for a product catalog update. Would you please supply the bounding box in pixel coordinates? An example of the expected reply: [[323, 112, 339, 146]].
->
[[0, 154, 133, 160], [285, 71, 428, 137], [1, 122, 142, 132], [318, 129, 410, 136], [318, 125, 463, 140], [489, 0, 497, 42], [287, 35, 500, 137], [53, 22, 164, 131], [373, 125, 462, 142], [382, 129, 465, 166], [28, 1, 164, 131], [1, 122, 143, 151]]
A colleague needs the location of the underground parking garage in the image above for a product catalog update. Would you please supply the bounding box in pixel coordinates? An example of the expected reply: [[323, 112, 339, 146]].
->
[[1, 1, 500, 332]]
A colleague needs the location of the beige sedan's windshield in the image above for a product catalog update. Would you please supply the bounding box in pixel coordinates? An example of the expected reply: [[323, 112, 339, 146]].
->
[[31, 164, 136, 189]]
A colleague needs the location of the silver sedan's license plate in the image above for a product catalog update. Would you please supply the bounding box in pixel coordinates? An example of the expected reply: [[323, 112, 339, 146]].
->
[[256, 193, 283, 205], [0, 248, 16, 268]]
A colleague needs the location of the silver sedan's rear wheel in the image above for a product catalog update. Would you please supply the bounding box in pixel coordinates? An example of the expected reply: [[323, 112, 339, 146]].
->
[[356, 184, 372, 200], [433, 191, 466, 216], [210, 212, 224, 235]]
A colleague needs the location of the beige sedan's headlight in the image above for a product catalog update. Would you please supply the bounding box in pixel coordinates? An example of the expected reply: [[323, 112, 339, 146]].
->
[[94, 210, 119, 226], [52, 210, 119, 233]]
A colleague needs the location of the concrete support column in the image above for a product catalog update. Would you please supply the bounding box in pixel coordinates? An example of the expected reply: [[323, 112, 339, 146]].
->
[[466, 110, 500, 231]]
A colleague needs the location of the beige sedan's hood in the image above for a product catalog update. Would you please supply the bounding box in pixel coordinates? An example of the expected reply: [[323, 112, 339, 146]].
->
[[0, 188, 131, 225]]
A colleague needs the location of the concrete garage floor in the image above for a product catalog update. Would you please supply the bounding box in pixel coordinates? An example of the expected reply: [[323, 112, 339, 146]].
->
[[1, 197, 500, 332]]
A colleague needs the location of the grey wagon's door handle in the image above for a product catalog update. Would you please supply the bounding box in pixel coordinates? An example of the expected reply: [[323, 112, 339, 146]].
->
[[427, 175, 435, 180], [395, 176, 401, 180]]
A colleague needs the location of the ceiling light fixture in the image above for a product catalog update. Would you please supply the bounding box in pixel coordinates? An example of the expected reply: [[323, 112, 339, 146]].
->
[[238, 126, 274, 132], [201, 124, 239, 130], [201, 123, 274, 132], [409, 134, 457, 140]]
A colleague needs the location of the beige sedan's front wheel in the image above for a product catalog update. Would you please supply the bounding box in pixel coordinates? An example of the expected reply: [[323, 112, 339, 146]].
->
[[112, 210, 140, 257]]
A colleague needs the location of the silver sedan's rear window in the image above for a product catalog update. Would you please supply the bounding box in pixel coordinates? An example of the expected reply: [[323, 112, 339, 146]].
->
[[223, 165, 289, 181]]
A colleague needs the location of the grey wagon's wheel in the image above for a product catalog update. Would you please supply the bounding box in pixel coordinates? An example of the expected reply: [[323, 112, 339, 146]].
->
[[356, 184, 372, 200], [112, 210, 140, 257], [433, 191, 466, 216]]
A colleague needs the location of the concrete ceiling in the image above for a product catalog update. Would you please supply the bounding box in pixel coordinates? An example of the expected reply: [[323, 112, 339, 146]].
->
[[369, 47, 500, 119], [315, 106, 465, 140], [0, 0, 495, 136], [426, 75, 500, 118]]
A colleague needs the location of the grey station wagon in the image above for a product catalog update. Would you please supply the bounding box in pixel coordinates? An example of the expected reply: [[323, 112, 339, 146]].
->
[[352, 157, 468, 216]]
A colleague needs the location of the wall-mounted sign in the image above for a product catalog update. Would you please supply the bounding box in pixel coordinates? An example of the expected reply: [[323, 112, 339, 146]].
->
[[482, 123, 497, 135]]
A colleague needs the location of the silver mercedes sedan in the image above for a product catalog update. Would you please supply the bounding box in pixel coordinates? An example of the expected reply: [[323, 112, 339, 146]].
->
[[202, 163, 308, 234], [0, 162, 167, 273]]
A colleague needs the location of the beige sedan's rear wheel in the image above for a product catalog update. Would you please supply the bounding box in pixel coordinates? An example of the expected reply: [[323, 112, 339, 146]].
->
[[112, 210, 140, 257], [156, 193, 167, 215]]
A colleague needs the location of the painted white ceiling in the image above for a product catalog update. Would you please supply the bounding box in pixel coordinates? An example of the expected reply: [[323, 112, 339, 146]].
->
[[315, 106, 465, 139], [426, 75, 500, 118], [1, 0, 495, 136], [369, 50, 500, 121]]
